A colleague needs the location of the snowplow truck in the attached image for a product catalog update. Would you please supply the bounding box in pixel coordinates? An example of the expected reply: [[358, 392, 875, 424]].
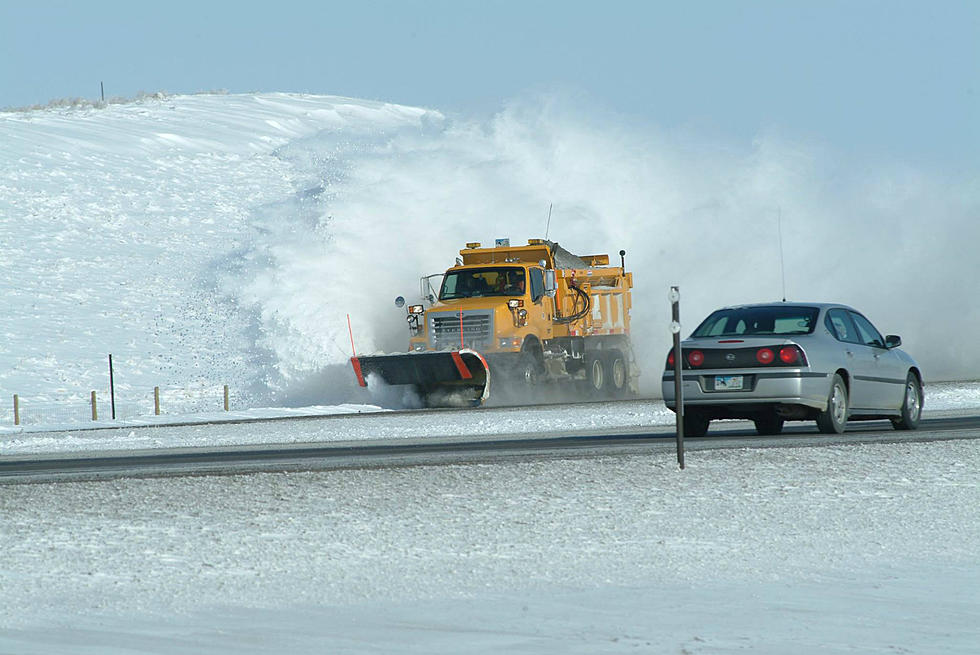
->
[[351, 238, 638, 405]]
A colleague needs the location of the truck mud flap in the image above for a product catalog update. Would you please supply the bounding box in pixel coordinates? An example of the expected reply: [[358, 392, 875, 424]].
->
[[351, 349, 490, 404]]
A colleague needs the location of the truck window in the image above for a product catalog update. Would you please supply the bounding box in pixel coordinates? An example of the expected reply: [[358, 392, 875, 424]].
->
[[530, 268, 545, 302], [439, 268, 526, 300]]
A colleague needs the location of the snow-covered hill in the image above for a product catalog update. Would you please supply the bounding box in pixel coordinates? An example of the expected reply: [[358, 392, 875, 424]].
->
[[2, 92, 977, 417]]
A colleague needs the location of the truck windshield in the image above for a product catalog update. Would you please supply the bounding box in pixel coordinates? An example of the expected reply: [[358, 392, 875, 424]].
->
[[440, 268, 526, 300], [692, 306, 819, 337]]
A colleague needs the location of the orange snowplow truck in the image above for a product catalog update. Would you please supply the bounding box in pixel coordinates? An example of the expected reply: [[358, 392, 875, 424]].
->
[[351, 238, 637, 406]]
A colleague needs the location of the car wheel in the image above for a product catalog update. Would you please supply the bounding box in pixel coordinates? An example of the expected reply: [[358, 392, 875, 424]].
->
[[604, 350, 628, 397], [683, 410, 710, 437], [891, 372, 922, 431], [753, 413, 785, 436], [584, 354, 607, 397], [816, 373, 848, 434]]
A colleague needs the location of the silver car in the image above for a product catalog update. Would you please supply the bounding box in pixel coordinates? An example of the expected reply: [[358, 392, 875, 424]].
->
[[661, 302, 923, 436]]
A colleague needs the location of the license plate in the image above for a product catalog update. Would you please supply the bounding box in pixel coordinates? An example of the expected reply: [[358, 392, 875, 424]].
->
[[715, 375, 744, 391]]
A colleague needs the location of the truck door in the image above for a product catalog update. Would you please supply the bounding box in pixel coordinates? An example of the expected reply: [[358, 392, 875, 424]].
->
[[529, 268, 553, 337]]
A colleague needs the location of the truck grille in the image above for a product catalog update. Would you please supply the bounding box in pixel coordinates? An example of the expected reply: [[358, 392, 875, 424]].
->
[[430, 310, 493, 350]]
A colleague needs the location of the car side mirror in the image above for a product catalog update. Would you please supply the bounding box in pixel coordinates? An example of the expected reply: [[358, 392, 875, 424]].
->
[[885, 334, 902, 349]]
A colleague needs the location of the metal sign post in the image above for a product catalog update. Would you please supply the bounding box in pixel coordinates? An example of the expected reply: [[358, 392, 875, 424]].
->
[[670, 286, 685, 469], [108, 353, 116, 420]]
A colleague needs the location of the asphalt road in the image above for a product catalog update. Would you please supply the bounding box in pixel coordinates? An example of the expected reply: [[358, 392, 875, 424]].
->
[[2, 412, 978, 484]]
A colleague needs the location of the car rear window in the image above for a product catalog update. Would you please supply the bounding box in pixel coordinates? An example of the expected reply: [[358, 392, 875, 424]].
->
[[692, 306, 819, 337]]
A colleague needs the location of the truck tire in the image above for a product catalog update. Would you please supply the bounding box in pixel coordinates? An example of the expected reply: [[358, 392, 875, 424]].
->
[[584, 353, 607, 397], [516, 351, 540, 387], [604, 350, 628, 398]]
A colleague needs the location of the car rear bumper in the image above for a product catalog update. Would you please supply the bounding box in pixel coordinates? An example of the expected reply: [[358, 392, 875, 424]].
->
[[662, 369, 830, 414]]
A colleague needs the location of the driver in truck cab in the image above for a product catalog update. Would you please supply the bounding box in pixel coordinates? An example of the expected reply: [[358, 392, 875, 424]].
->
[[502, 270, 525, 295]]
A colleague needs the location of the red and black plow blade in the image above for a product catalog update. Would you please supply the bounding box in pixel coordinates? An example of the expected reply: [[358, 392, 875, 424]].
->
[[351, 349, 490, 404]]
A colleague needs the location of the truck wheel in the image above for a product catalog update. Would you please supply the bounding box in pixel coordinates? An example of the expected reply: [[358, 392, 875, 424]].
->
[[516, 351, 540, 386], [585, 354, 607, 396], [604, 350, 628, 398]]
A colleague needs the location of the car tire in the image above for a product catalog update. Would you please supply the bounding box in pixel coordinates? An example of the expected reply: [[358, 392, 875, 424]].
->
[[683, 411, 710, 437], [753, 413, 785, 436], [584, 353, 607, 397], [891, 372, 922, 431], [604, 350, 628, 398], [816, 373, 848, 434]]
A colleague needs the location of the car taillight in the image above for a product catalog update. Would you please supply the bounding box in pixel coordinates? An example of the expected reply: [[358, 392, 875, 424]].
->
[[667, 351, 675, 367], [756, 348, 775, 365], [779, 345, 806, 365], [687, 350, 704, 367]]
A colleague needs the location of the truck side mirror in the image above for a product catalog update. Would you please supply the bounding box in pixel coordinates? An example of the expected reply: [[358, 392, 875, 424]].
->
[[544, 270, 557, 298]]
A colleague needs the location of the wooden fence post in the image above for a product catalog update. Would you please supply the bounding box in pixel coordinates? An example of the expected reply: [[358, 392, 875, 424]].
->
[[223, 385, 229, 411], [154, 386, 160, 415], [13, 394, 19, 426], [91, 391, 98, 421]]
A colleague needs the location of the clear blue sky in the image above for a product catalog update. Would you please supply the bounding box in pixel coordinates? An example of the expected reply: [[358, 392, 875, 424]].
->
[[2, 1, 977, 168]]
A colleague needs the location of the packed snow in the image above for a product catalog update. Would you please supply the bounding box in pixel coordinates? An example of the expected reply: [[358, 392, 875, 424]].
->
[[2, 437, 977, 653], [1, 93, 978, 653]]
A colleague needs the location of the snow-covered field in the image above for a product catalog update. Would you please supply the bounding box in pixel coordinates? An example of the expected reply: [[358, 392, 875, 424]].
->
[[2, 91, 979, 418], [2, 93, 978, 653]]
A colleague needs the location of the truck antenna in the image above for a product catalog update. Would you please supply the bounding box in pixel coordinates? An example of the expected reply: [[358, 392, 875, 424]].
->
[[544, 203, 553, 240], [777, 206, 787, 302]]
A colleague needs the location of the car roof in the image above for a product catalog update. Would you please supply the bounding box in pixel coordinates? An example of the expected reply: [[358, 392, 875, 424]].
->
[[711, 301, 857, 312]]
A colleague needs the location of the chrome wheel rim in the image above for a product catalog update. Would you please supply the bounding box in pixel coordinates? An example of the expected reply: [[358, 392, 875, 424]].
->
[[831, 383, 847, 425], [906, 381, 921, 419], [591, 360, 604, 389], [612, 359, 625, 388]]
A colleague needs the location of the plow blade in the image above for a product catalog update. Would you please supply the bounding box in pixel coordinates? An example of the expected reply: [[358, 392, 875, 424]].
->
[[351, 349, 490, 405]]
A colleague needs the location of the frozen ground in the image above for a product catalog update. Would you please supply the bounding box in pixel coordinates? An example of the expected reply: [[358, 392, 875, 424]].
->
[[1, 383, 978, 654], [1, 435, 977, 654]]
